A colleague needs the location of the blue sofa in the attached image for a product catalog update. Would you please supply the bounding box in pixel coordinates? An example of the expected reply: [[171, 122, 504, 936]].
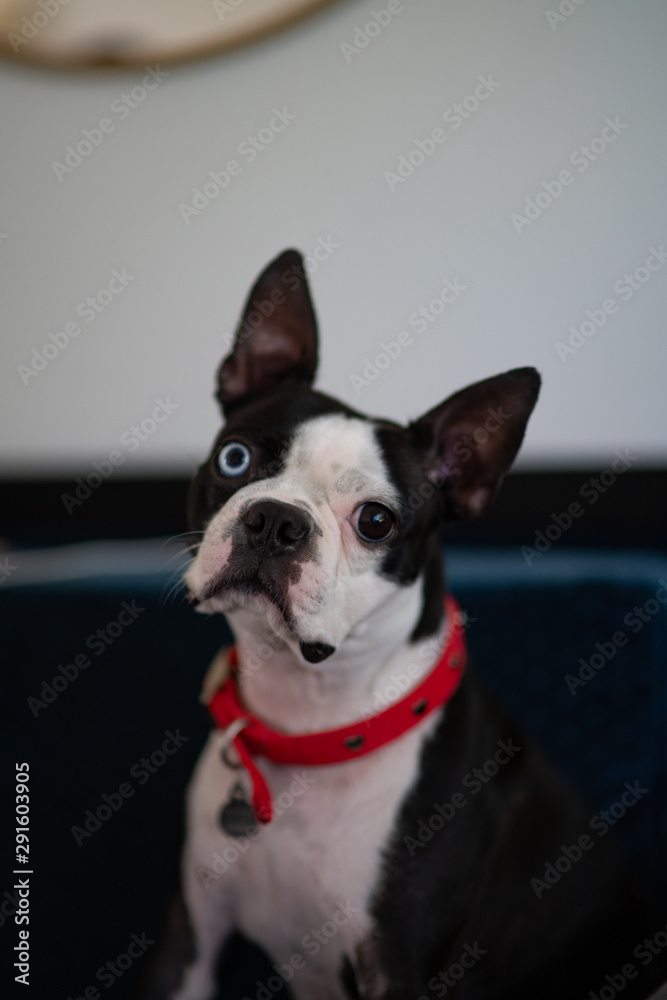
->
[[4, 542, 666, 998]]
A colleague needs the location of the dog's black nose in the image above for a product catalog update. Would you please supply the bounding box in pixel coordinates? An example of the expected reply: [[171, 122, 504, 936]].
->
[[242, 500, 311, 555]]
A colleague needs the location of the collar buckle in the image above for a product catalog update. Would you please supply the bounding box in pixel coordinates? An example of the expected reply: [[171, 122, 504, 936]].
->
[[220, 717, 249, 768]]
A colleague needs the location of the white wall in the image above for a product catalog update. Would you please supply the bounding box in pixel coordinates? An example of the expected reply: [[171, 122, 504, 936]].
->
[[2, 0, 666, 479]]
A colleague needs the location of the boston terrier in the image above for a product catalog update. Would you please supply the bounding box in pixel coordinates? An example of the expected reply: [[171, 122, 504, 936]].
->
[[139, 250, 666, 1000]]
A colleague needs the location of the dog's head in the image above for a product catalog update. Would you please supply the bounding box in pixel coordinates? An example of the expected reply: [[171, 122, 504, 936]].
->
[[185, 250, 540, 664]]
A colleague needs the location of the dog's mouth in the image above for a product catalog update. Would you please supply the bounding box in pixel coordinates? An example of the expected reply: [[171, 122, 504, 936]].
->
[[197, 569, 294, 625], [193, 569, 336, 663]]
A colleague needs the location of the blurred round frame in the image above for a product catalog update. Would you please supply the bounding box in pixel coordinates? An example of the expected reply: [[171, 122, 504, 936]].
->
[[0, 0, 343, 70]]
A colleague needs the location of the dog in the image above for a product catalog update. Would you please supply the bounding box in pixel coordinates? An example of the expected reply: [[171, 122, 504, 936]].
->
[[138, 250, 667, 1000]]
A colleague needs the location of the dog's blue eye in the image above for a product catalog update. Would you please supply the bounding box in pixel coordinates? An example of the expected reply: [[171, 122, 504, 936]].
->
[[353, 503, 395, 542], [218, 442, 251, 478]]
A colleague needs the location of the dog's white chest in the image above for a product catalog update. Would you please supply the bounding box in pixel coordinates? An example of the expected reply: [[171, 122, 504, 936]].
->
[[183, 718, 437, 999]]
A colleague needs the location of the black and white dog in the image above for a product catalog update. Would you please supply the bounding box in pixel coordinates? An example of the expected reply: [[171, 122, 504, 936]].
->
[[141, 251, 666, 1000]]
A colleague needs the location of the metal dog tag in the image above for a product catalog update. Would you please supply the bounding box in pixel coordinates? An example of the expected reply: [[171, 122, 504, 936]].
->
[[219, 782, 258, 838]]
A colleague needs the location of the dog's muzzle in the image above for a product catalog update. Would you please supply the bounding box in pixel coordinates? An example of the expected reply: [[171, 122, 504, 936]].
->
[[197, 499, 336, 660], [242, 499, 313, 556]]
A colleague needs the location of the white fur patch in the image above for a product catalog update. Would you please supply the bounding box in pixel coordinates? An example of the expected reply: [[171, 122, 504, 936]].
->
[[178, 652, 443, 1000], [185, 414, 402, 654], [175, 411, 449, 1000]]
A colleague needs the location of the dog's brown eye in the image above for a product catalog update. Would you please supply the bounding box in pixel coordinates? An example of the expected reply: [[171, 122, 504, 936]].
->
[[354, 503, 395, 542]]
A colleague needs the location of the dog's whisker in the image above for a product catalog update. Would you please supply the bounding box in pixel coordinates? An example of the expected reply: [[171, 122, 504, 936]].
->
[[159, 546, 197, 570], [165, 529, 205, 542], [158, 569, 191, 609], [161, 531, 204, 552]]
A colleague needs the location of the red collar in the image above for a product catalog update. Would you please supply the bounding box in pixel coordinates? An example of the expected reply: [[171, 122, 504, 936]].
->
[[209, 594, 467, 824]]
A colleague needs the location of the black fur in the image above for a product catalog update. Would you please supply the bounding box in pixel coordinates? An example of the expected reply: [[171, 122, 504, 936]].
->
[[142, 252, 667, 1000], [373, 422, 448, 640], [129, 886, 196, 1000], [187, 385, 450, 642], [187, 387, 357, 538], [370, 672, 667, 999]]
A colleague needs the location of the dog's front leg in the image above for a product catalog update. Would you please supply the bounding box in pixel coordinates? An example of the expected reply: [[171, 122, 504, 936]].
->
[[169, 853, 236, 1000], [127, 874, 233, 1000], [170, 727, 246, 1000]]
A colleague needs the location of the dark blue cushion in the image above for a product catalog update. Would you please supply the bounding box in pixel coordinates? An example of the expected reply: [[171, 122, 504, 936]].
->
[[3, 543, 666, 998]]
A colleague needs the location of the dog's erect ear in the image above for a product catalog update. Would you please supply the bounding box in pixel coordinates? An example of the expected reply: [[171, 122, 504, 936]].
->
[[216, 249, 318, 412], [411, 367, 541, 518]]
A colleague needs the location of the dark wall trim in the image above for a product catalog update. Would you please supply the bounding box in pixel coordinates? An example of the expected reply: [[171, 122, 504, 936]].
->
[[1, 470, 666, 549], [447, 468, 667, 550]]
